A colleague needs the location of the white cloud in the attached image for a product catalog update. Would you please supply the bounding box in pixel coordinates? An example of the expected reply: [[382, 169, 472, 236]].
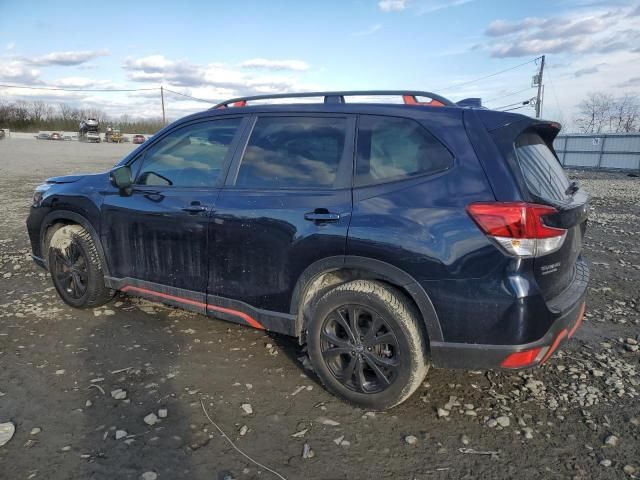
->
[[239, 58, 310, 71], [0, 51, 320, 120], [616, 77, 640, 88], [352, 24, 382, 37], [29, 49, 110, 66], [485, 18, 546, 37], [122, 54, 318, 107], [0, 60, 41, 83], [124, 54, 180, 72], [52, 76, 110, 88], [379, 0, 473, 14], [484, 7, 640, 58], [123, 55, 205, 86], [416, 0, 473, 16], [5, 42, 15, 50], [447, 4, 640, 130], [574, 65, 603, 78], [378, 0, 407, 12]]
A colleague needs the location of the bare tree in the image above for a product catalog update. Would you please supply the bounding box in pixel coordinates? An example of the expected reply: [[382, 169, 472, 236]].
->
[[574, 92, 614, 134], [58, 103, 80, 122], [574, 92, 640, 134], [29, 100, 52, 123], [610, 94, 639, 133]]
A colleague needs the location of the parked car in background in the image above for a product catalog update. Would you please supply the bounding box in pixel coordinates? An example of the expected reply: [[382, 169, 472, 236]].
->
[[26, 90, 589, 409], [132, 134, 145, 144], [36, 132, 50, 140], [49, 132, 62, 141]]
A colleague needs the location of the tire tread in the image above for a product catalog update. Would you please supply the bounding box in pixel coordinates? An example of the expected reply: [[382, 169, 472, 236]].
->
[[48, 224, 113, 308], [311, 280, 429, 409]]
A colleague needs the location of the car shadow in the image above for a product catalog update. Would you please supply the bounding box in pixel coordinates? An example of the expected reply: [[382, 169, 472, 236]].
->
[[76, 294, 203, 479]]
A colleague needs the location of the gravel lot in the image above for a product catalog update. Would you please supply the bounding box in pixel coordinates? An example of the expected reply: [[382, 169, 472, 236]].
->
[[0, 138, 639, 480]]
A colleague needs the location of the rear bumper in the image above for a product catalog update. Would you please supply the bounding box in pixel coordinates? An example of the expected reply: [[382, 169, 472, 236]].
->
[[430, 264, 588, 369]]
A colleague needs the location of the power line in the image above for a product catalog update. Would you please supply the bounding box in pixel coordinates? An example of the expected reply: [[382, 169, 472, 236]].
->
[[485, 86, 534, 104], [163, 88, 215, 104], [501, 104, 532, 112], [495, 99, 529, 110], [0, 83, 157, 92], [438, 56, 542, 92]]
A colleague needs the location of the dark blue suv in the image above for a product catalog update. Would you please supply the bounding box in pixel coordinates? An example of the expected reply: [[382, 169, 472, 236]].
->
[[26, 91, 589, 409]]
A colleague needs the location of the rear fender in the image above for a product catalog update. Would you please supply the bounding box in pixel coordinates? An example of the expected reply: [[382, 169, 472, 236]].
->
[[290, 255, 443, 344]]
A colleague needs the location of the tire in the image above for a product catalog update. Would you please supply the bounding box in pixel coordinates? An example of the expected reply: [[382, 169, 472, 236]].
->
[[307, 280, 429, 410], [47, 224, 113, 308]]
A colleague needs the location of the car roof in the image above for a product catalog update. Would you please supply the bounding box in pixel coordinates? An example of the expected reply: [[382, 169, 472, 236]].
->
[[181, 102, 472, 123]]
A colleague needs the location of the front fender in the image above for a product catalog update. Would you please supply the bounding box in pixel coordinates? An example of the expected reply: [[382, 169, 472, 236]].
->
[[38, 210, 110, 276]]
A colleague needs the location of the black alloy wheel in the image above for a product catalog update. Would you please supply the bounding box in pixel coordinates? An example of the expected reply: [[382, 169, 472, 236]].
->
[[320, 304, 400, 394], [51, 241, 89, 299]]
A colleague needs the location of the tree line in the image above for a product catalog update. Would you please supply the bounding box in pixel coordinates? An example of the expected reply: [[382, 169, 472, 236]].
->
[[2, 93, 639, 135], [0, 99, 165, 134], [573, 93, 639, 134]]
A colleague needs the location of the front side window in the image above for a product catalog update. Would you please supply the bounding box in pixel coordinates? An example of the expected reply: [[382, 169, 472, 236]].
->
[[235, 116, 347, 189], [355, 116, 452, 186], [136, 118, 242, 187]]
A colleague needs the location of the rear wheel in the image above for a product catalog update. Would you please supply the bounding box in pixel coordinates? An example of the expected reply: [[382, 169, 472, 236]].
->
[[48, 224, 113, 308], [307, 280, 429, 410]]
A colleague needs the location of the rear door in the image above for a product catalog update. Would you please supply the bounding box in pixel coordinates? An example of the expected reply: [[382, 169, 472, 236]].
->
[[207, 113, 355, 314], [513, 129, 589, 299]]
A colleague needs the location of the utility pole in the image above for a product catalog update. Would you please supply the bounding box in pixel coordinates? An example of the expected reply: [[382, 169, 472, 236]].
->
[[160, 86, 166, 125], [535, 55, 545, 118]]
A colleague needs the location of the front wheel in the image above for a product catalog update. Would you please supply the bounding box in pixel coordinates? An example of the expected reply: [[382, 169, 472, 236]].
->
[[48, 224, 113, 308], [307, 280, 429, 410]]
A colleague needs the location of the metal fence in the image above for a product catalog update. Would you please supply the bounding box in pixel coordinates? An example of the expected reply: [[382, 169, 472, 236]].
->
[[553, 134, 640, 171]]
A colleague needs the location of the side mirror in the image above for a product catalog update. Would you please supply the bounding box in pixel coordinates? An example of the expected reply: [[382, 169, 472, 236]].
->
[[110, 165, 133, 192]]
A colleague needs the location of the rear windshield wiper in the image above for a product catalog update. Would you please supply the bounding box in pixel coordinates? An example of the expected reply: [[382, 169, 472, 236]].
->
[[565, 181, 580, 196]]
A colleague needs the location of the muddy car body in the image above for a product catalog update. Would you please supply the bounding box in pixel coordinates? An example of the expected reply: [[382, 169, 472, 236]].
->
[[26, 91, 589, 409]]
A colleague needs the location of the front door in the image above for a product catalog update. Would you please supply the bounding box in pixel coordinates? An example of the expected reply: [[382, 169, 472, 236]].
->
[[101, 117, 245, 309], [207, 114, 355, 320]]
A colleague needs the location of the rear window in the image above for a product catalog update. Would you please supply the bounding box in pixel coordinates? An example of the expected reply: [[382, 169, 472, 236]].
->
[[355, 115, 452, 186], [515, 132, 570, 202]]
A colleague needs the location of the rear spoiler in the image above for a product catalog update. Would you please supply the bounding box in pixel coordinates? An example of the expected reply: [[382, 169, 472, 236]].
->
[[456, 98, 482, 108], [476, 109, 561, 137]]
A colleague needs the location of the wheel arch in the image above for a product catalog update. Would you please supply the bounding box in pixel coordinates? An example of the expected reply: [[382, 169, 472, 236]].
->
[[40, 210, 110, 276], [290, 256, 443, 344]]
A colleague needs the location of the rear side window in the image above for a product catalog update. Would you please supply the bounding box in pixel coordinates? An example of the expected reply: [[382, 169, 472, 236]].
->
[[136, 118, 241, 187], [515, 132, 570, 202], [236, 116, 346, 189], [356, 115, 452, 186]]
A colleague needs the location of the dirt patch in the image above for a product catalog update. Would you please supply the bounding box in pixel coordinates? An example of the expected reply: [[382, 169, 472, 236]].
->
[[0, 138, 639, 479]]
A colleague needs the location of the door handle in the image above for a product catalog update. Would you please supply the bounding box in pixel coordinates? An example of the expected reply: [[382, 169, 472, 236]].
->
[[182, 204, 208, 213], [304, 210, 341, 222]]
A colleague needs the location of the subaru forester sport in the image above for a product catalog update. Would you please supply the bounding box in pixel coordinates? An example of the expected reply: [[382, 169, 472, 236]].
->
[[27, 91, 589, 409]]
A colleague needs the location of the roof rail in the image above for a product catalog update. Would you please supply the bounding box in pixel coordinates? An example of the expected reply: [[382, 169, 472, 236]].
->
[[212, 90, 456, 109]]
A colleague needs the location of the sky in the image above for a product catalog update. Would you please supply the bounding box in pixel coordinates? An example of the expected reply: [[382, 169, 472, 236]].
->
[[0, 0, 639, 129]]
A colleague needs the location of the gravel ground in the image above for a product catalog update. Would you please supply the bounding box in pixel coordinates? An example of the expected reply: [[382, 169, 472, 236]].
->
[[0, 138, 639, 480]]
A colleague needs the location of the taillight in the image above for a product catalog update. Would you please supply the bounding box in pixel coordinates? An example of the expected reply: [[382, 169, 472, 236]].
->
[[501, 347, 545, 368], [467, 202, 566, 257]]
